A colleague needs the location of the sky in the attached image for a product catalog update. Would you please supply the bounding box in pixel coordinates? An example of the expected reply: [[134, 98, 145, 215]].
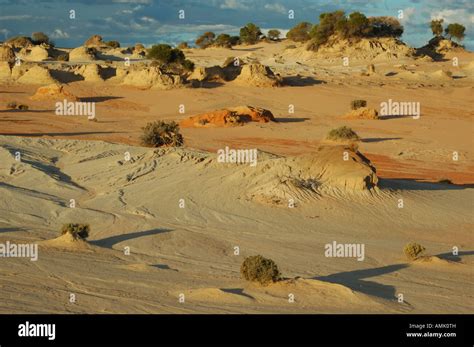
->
[[0, 0, 472, 49]]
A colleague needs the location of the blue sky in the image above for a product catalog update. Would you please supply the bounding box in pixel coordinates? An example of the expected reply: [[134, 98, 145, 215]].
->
[[0, 0, 472, 49]]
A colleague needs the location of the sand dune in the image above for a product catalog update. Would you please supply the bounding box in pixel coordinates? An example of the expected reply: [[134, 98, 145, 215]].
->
[[0, 135, 472, 313]]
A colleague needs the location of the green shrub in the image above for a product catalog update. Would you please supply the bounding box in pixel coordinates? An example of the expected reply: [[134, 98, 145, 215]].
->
[[404, 242, 426, 260], [215, 33, 233, 48], [286, 22, 312, 42], [195, 32, 215, 49], [240, 255, 281, 286], [182, 59, 195, 72], [267, 29, 281, 41], [445, 23, 466, 42], [141, 121, 184, 147], [147, 44, 185, 64], [31, 32, 51, 45], [61, 223, 90, 240], [430, 19, 444, 37], [327, 126, 360, 141], [239, 23, 262, 44], [350, 99, 367, 110]]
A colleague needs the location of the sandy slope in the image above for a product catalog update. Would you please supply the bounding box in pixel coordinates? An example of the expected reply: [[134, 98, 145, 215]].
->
[[0, 135, 472, 313]]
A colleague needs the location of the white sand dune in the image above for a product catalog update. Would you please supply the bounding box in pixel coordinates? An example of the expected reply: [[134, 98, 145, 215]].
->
[[0, 135, 472, 313]]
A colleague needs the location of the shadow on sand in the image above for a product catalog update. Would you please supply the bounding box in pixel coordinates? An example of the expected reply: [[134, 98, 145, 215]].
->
[[91, 228, 172, 248], [315, 263, 408, 300], [283, 75, 325, 86], [362, 137, 402, 143], [379, 179, 474, 191], [436, 250, 474, 262], [275, 117, 310, 123], [80, 96, 123, 103]]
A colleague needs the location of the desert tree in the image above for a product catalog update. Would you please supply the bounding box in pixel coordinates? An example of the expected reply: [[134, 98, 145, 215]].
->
[[267, 29, 281, 41], [31, 32, 51, 45], [195, 31, 215, 49], [430, 19, 444, 37], [239, 23, 262, 44], [445, 23, 466, 42], [286, 22, 312, 42], [215, 33, 232, 47]]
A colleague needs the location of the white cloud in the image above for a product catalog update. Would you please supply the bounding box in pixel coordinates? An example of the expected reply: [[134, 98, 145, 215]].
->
[[431, 9, 474, 25], [140, 16, 157, 23], [220, 0, 249, 11], [50, 29, 70, 39], [400, 7, 416, 24], [0, 15, 32, 20], [264, 3, 287, 15]]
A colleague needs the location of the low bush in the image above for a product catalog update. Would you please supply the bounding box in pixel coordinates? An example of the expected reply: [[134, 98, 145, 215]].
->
[[403, 242, 426, 260], [141, 121, 184, 147], [350, 99, 367, 110], [240, 255, 281, 286], [327, 126, 360, 141], [61, 223, 90, 240]]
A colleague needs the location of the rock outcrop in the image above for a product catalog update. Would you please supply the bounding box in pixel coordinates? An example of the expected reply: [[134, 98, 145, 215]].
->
[[121, 66, 184, 89], [180, 106, 275, 128], [15, 65, 58, 84], [234, 63, 282, 87], [69, 46, 96, 62], [30, 83, 79, 101]]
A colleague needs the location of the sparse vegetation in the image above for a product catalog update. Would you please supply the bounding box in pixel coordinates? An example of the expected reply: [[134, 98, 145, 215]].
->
[[240, 255, 281, 286], [215, 33, 232, 48], [18, 104, 29, 111], [286, 22, 313, 42], [31, 32, 51, 45], [305, 11, 404, 51], [327, 126, 360, 141], [61, 223, 90, 240], [445, 23, 466, 43], [146, 44, 194, 72], [404, 242, 426, 260], [430, 19, 444, 37], [147, 44, 184, 63], [267, 29, 281, 41], [141, 121, 184, 147], [350, 99, 367, 110], [239, 23, 262, 45], [195, 32, 216, 49]]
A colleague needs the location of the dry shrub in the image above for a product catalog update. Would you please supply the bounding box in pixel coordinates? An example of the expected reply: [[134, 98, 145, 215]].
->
[[61, 223, 90, 240], [404, 242, 426, 260], [240, 255, 281, 286], [141, 121, 184, 147]]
